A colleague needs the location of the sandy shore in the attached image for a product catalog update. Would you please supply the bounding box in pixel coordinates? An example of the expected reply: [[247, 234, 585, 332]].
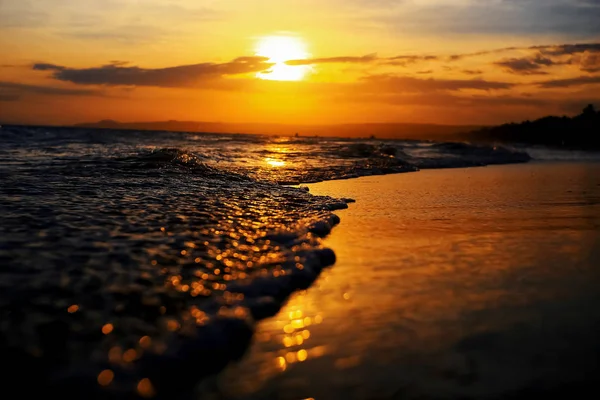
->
[[202, 162, 600, 399]]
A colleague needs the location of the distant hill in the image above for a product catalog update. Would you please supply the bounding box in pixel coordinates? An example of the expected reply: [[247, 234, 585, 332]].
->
[[73, 120, 483, 140], [467, 104, 600, 150]]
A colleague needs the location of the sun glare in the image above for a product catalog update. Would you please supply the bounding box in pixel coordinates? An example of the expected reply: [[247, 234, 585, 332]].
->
[[255, 35, 311, 81], [265, 157, 286, 167]]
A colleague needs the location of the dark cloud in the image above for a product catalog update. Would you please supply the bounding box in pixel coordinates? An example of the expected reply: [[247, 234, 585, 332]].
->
[[417, 70, 433, 74], [446, 42, 600, 74], [0, 81, 106, 97], [33, 57, 274, 88], [34, 63, 67, 71], [448, 43, 600, 62], [462, 69, 484, 75], [494, 54, 556, 75], [537, 75, 600, 88], [361, 75, 514, 93], [449, 48, 518, 61], [385, 55, 439, 66], [536, 43, 600, 56], [285, 54, 377, 66]]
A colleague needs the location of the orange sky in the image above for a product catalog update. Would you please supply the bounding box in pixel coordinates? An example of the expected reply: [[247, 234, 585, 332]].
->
[[1, 0, 600, 126]]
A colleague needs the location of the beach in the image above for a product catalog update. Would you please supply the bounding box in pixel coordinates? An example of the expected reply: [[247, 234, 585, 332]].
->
[[2, 125, 600, 398], [209, 162, 600, 399]]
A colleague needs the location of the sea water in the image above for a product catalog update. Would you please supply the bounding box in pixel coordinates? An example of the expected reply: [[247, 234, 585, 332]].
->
[[0, 125, 592, 399]]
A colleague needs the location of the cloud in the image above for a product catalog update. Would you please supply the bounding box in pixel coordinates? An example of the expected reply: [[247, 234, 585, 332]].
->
[[384, 55, 439, 66], [339, 92, 550, 109], [285, 53, 437, 67], [358, 0, 600, 36], [449, 48, 518, 61], [579, 53, 600, 73], [286, 54, 378, 66], [494, 54, 556, 75], [0, 81, 106, 99], [282, 42, 600, 76], [361, 74, 514, 93], [537, 75, 600, 88], [62, 25, 166, 44], [33, 57, 274, 88], [0, 1, 47, 29], [449, 43, 600, 61], [447, 42, 600, 73], [536, 43, 600, 56], [462, 69, 484, 75]]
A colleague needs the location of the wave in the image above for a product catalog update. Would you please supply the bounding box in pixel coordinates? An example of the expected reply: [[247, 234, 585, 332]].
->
[[0, 145, 356, 398], [523, 146, 600, 162]]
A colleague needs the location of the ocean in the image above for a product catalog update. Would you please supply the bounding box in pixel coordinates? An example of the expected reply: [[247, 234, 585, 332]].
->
[[1, 125, 599, 399]]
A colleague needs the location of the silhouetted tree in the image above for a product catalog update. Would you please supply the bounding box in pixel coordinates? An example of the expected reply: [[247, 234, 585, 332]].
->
[[467, 104, 600, 149], [582, 104, 597, 118]]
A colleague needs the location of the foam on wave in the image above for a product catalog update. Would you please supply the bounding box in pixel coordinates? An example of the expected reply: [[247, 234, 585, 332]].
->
[[0, 147, 351, 399]]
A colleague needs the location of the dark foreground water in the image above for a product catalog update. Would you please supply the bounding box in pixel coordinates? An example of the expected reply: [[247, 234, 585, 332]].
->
[[0, 126, 596, 399]]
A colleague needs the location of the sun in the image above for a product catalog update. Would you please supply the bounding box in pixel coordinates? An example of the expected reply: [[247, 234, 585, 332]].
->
[[255, 35, 311, 81]]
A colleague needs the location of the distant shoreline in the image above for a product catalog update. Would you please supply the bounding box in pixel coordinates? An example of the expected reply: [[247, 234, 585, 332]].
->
[[3, 104, 599, 150]]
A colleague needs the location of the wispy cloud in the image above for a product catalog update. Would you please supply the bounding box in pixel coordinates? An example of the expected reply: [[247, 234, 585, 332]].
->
[[285, 53, 438, 66], [0, 0, 47, 28], [61, 25, 167, 44], [536, 42, 600, 56], [537, 75, 600, 88], [338, 92, 551, 109], [462, 69, 484, 75], [0, 81, 106, 100], [355, 0, 600, 36], [285, 54, 377, 66], [282, 42, 600, 78], [361, 75, 514, 93]]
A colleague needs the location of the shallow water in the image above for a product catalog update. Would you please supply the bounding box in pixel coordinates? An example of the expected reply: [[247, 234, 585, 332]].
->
[[214, 162, 600, 399]]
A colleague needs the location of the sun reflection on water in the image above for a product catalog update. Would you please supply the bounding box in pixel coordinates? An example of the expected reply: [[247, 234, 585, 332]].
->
[[265, 157, 286, 167]]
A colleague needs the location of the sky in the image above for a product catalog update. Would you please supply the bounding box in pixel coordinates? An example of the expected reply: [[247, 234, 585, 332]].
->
[[1, 0, 600, 126]]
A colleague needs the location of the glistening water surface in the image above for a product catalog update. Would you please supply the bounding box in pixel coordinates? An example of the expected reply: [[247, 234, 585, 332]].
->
[[214, 163, 600, 400], [0, 125, 595, 399]]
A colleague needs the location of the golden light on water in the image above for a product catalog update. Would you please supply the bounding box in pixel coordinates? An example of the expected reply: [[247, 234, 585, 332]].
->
[[255, 35, 311, 81], [265, 158, 286, 167]]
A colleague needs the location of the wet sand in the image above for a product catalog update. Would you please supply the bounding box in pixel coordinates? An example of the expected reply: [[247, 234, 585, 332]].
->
[[204, 162, 600, 399]]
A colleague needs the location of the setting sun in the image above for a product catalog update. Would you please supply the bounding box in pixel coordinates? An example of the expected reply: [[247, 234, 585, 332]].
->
[[255, 35, 311, 81]]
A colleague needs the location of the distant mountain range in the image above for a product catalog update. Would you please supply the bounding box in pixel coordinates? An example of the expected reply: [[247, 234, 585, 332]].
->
[[73, 119, 483, 140]]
